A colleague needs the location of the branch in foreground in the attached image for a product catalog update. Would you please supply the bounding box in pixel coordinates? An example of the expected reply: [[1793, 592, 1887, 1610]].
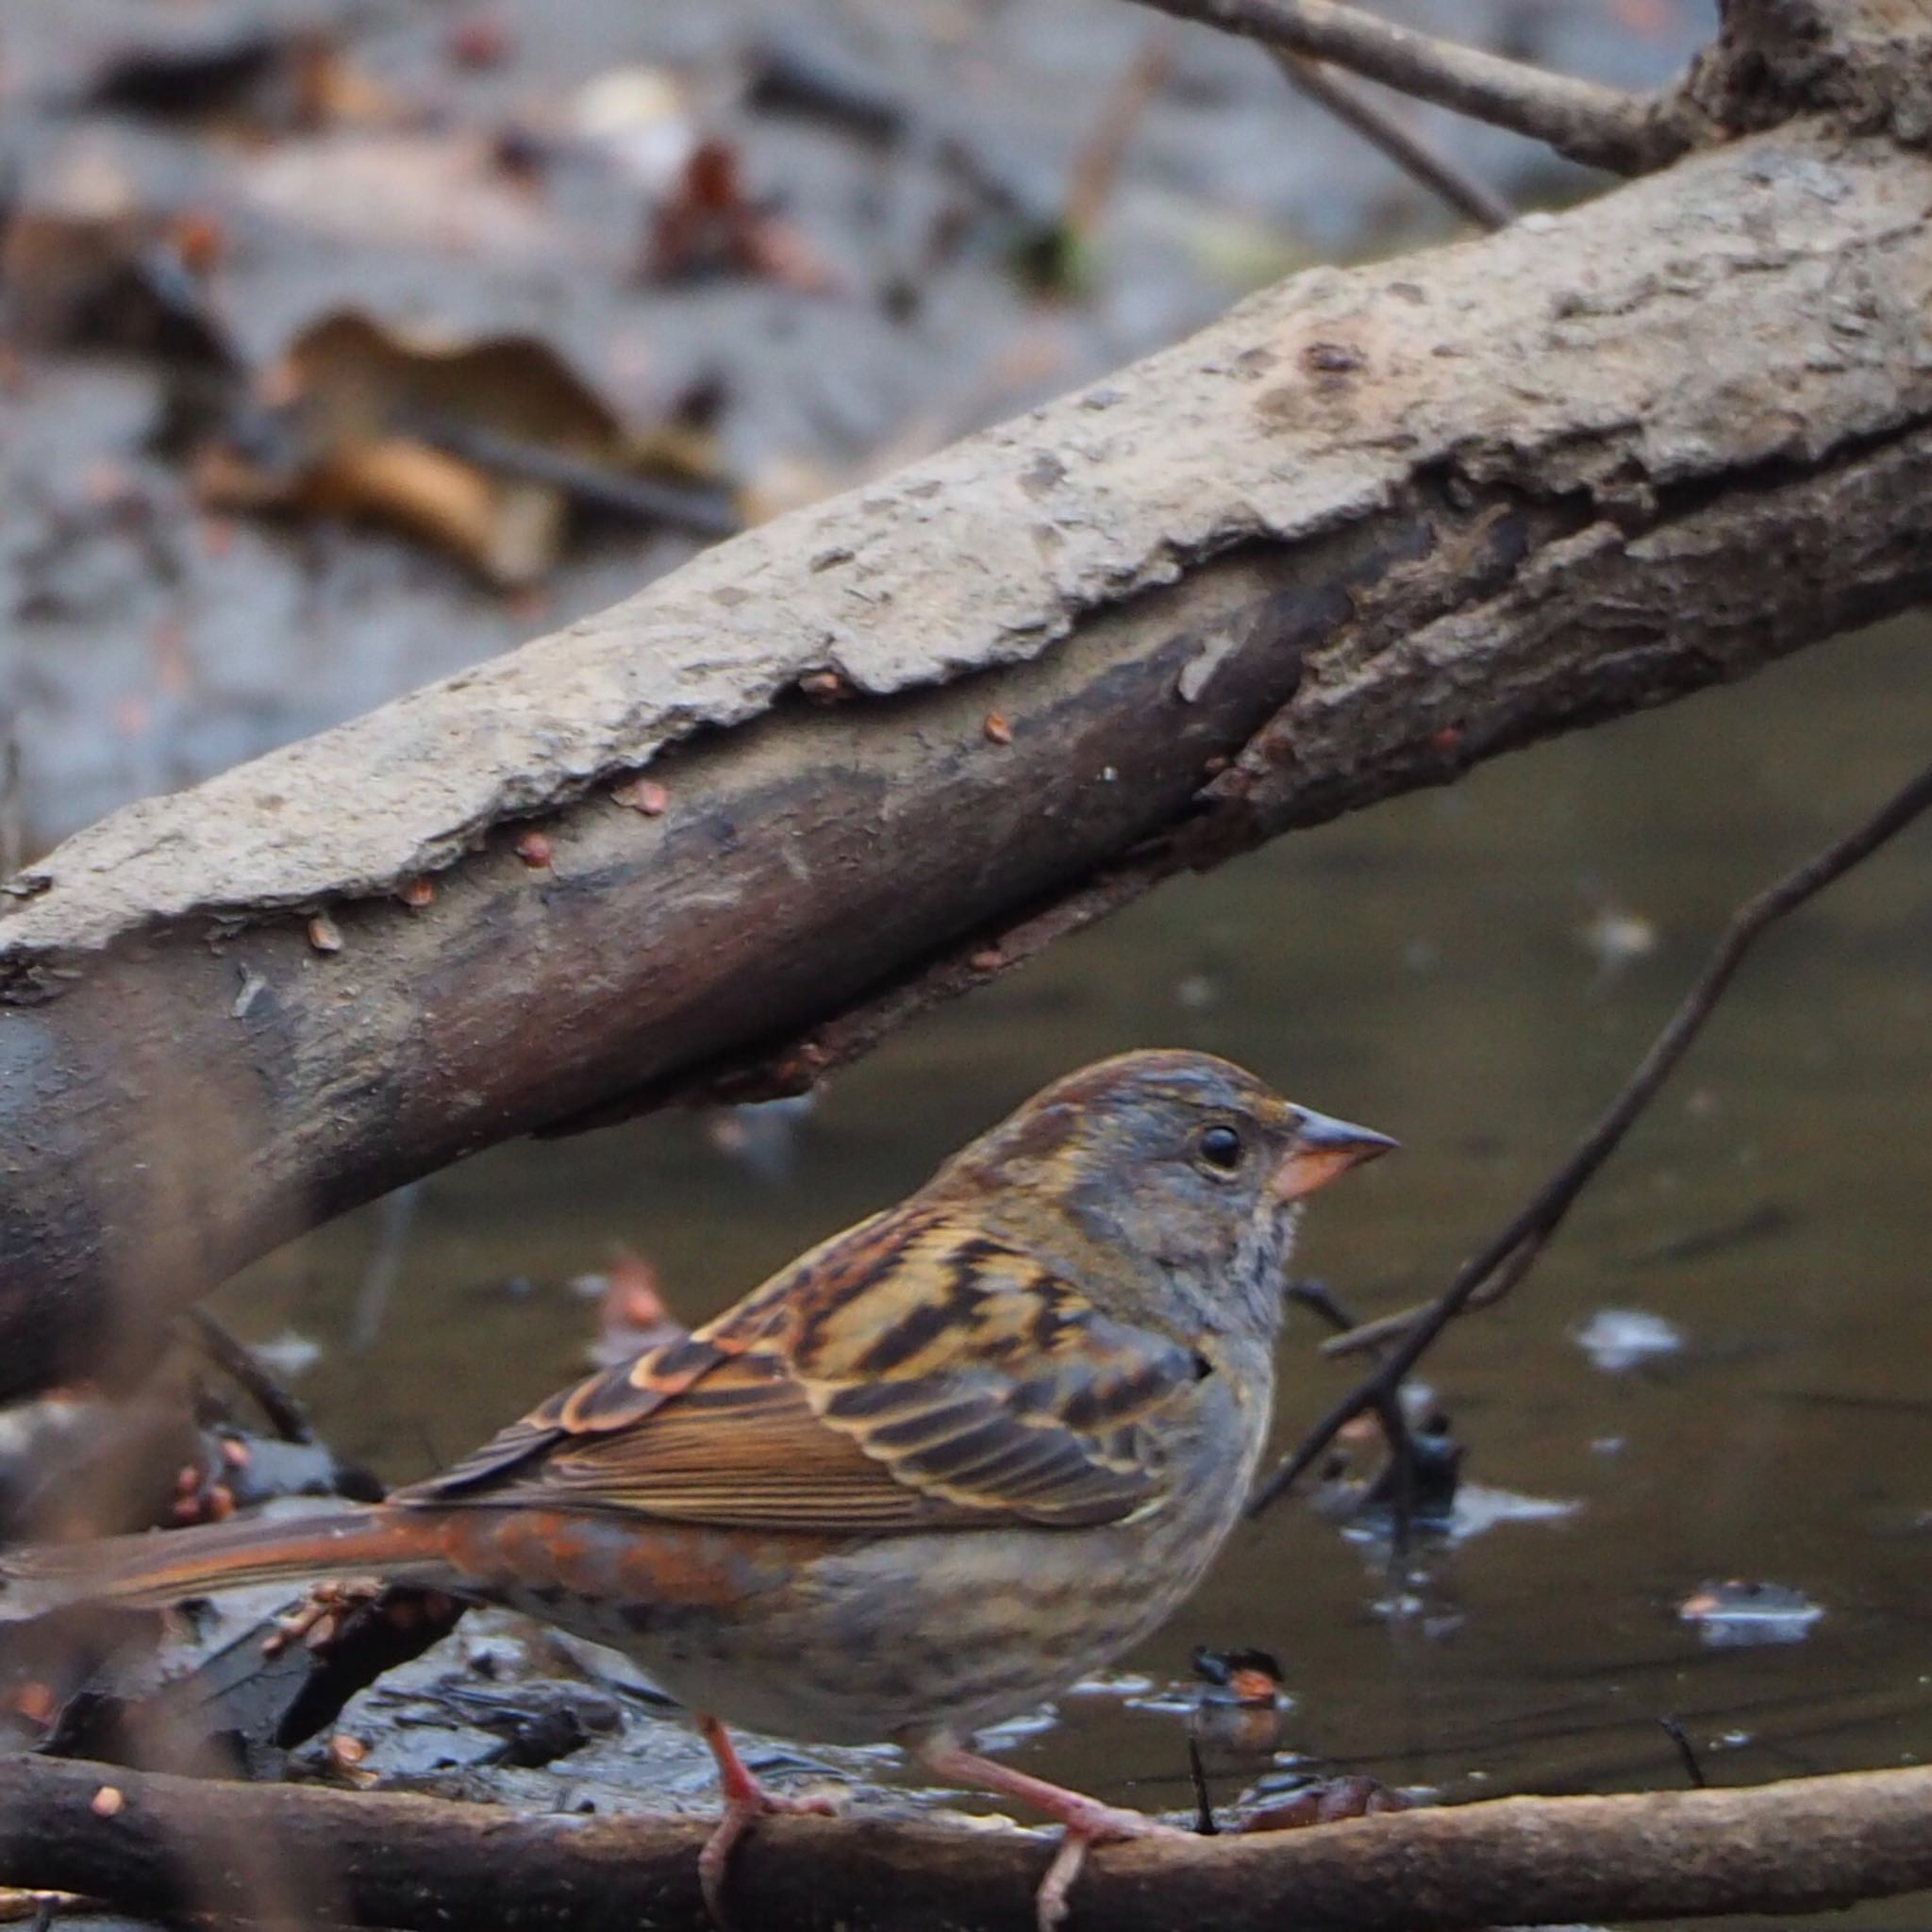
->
[[1250, 755, 1932, 1515], [1131, 0, 1691, 174], [1274, 53, 1511, 231], [4, 1753, 1932, 1931]]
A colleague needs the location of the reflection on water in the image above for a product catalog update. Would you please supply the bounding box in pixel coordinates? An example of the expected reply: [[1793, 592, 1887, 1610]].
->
[[215, 615, 1932, 1884]]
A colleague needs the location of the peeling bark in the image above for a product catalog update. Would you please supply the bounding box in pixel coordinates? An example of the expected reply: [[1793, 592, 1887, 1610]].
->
[[4, 1752, 1932, 1932], [4, 116, 1932, 1396]]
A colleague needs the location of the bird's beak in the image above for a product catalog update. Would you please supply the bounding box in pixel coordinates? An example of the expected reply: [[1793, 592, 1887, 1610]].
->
[[1271, 1109, 1397, 1202]]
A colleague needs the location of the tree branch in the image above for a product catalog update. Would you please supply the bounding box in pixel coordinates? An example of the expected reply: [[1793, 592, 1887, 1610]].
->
[[1129, 0, 1693, 174], [4, 1753, 1932, 1931], [1273, 54, 1512, 231]]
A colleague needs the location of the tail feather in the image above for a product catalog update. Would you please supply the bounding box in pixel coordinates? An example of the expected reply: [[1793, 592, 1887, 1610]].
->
[[0, 1507, 439, 1621]]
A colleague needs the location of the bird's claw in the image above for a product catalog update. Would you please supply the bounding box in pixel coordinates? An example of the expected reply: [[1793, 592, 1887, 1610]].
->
[[697, 1785, 841, 1928], [1036, 1803, 1188, 1931]]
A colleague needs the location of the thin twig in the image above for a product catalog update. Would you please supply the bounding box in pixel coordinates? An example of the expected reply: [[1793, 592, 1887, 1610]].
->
[[408, 417, 742, 541], [1187, 1737, 1220, 1835], [180, 1306, 313, 1445], [1274, 54, 1511, 230], [1659, 1716, 1709, 1790], [1130, 0, 1688, 175], [1249, 755, 1932, 1518], [1066, 27, 1177, 240]]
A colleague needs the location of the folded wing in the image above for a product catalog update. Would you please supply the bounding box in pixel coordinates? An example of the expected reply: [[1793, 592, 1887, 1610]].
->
[[398, 1209, 1197, 1534]]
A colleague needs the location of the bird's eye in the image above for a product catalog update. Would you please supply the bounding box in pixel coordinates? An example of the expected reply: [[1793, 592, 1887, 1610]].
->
[[1196, 1124, 1244, 1174]]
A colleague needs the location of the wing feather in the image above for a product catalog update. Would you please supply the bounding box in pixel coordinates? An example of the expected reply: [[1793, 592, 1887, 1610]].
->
[[398, 1207, 1198, 1535]]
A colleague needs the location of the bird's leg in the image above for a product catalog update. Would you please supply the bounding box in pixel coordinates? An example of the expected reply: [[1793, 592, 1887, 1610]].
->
[[695, 1714, 839, 1928], [916, 1739, 1187, 1932]]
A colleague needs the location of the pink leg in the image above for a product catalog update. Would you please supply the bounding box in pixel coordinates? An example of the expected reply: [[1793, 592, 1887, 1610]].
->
[[695, 1714, 839, 1929], [917, 1740, 1186, 1932]]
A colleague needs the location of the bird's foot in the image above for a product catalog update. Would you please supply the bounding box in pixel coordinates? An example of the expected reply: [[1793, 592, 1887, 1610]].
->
[[917, 1739, 1188, 1932], [1034, 1798, 1187, 1931], [696, 1714, 840, 1928]]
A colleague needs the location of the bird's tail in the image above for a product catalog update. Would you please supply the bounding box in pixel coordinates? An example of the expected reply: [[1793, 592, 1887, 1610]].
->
[[0, 1507, 441, 1621]]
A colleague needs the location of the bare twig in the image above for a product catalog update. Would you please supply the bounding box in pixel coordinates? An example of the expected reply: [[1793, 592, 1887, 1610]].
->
[[1132, 0, 1690, 175], [1660, 1716, 1709, 1790], [1187, 1737, 1220, 1835], [1066, 28, 1178, 240], [1274, 54, 1511, 230], [408, 418, 742, 541], [180, 1307, 312, 1445], [1250, 755, 1932, 1517]]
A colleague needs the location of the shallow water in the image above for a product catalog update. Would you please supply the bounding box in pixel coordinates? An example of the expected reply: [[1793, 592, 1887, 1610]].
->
[[214, 612, 1932, 1877]]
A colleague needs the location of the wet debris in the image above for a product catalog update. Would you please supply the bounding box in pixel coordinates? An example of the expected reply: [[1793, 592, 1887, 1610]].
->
[[1577, 902, 1658, 981], [1187, 1646, 1288, 1763], [1311, 1399, 1464, 1536], [1238, 1772, 1413, 1832], [432, 1680, 624, 1769], [1678, 1579, 1824, 1648], [1573, 1307, 1685, 1373], [642, 139, 838, 293]]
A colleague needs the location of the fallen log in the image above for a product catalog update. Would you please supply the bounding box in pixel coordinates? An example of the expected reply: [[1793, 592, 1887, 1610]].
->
[[5, 5, 1932, 1397], [2, 1751, 1931, 1931]]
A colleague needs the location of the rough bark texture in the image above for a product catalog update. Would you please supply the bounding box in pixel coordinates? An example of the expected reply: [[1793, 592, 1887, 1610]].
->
[[4, 1753, 1932, 1931], [5, 104, 1932, 1395], [1681, 0, 1932, 148]]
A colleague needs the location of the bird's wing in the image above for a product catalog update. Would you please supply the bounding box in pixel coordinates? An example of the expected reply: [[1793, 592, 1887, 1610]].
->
[[396, 1208, 1200, 1533]]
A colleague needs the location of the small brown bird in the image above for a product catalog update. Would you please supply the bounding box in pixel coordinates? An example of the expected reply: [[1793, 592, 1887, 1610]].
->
[[1, 1050, 1391, 1928]]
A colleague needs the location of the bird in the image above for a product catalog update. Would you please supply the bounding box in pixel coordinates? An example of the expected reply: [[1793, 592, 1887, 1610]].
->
[[1, 1049, 1392, 1929]]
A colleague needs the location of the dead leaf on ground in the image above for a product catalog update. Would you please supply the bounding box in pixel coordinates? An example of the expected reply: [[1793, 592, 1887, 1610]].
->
[[193, 311, 738, 584]]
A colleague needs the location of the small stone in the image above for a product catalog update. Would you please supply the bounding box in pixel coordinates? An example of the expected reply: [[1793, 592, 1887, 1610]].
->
[[307, 912, 344, 954], [92, 1785, 125, 1817], [983, 711, 1013, 745], [516, 831, 555, 869]]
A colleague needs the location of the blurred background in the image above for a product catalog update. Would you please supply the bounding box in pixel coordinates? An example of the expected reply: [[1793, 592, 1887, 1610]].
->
[[7, 0, 1932, 1913]]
